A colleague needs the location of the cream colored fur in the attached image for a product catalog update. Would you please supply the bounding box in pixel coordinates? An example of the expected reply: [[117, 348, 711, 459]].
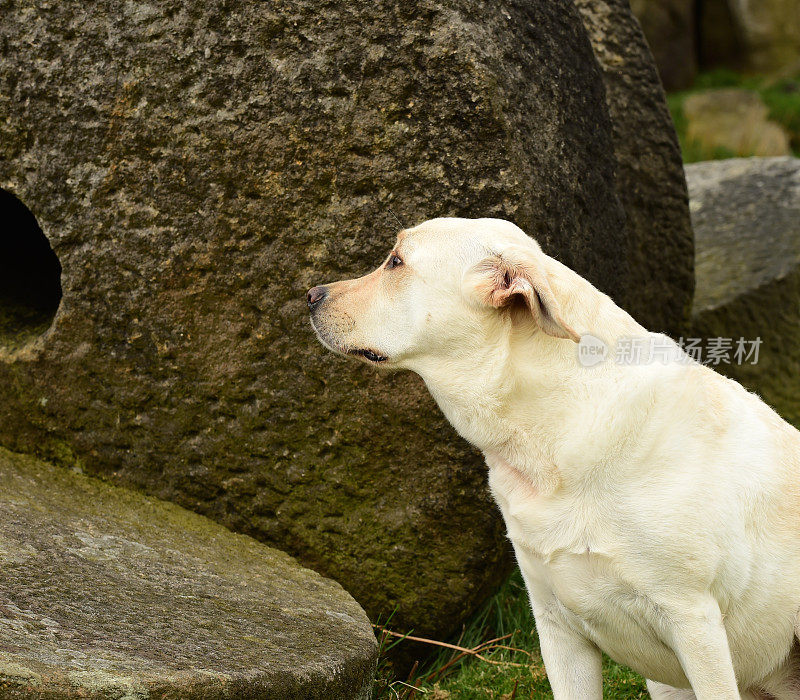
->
[[309, 217, 800, 699]]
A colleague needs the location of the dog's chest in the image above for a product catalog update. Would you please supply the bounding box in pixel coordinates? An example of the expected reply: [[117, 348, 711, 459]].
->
[[487, 455, 688, 684], [513, 542, 688, 685], [486, 454, 607, 562]]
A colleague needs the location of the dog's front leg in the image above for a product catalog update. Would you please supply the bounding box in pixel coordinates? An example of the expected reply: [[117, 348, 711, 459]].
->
[[533, 607, 603, 699], [659, 597, 740, 699], [519, 555, 602, 698]]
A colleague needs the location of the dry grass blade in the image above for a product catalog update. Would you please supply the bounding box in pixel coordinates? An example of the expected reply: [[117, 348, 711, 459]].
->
[[404, 660, 420, 699], [373, 624, 531, 689], [391, 680, 426, 696], [473, 633, 515, 650], [487, 644, 533, 657], [373, 626, 513, 657]]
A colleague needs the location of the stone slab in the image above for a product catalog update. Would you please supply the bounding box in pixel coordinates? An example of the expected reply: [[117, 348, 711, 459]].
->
[[0, 448, 378, 699], [687, 157, 800, 428]]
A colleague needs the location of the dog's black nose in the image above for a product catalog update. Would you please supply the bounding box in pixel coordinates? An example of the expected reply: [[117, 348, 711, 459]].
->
[[306, 285, 328, 309]]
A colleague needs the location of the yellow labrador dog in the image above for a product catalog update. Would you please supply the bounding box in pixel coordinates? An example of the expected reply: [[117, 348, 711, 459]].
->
[[307, 217, 800, 699]]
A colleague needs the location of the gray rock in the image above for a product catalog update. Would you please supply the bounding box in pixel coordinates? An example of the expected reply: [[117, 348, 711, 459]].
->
[[0, 0, 691, 641], [575, 0, 695, 335], [687, 157, 800, 428], [0, 447, 378, 699]]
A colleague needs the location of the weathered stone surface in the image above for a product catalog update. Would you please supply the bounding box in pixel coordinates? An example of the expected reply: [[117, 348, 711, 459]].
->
[[629, 0, 697, 89], [684, 89, 792, 159], [687, 157, 800, 428], [575, 0, 695, 334], [0, 447, 377, 699], [0, 0, 690, 642]]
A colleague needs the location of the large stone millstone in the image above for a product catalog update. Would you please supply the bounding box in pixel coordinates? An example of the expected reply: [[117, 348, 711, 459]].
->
[[574, 0, 695, 335], [0, 448, 378, 699], [0, 0, 690, 641], [688, 157, 800, 428]]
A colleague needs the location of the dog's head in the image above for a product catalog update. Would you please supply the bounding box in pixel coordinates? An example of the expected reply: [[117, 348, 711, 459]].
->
[[307, 217, 579, 373]]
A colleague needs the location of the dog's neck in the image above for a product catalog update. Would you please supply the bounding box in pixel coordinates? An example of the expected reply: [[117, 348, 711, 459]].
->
[[417, 259, 651, 495], [419, 328, 584, 493]]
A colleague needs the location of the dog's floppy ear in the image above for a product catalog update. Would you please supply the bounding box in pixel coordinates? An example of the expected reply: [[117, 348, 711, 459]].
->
[[467, 246, 580, 343]]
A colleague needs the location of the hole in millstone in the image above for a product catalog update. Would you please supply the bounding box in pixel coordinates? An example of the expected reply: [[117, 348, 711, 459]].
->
[[0, 188, 62, 354]]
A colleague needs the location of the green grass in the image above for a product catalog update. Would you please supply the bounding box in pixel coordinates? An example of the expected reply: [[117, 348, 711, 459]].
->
[[667, 68, 800, 162], [373, 569, 648, 699]]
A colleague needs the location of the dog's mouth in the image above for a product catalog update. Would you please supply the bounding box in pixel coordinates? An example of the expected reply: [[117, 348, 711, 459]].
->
[[348, 348, 388, 363], [310, 317, 389, 364]]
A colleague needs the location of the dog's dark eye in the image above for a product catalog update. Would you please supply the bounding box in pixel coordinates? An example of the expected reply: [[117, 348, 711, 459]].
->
[[386, 253, 403, 270]]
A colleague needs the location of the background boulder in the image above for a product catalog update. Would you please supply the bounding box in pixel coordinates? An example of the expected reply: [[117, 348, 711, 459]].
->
[[687, 157, 800, 428], [683, 90, 792, 158], [631, 0, 800, 85], [575, 0, 695, 335], [701, 0, 800, 73], [0, 0, 692, 642]]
